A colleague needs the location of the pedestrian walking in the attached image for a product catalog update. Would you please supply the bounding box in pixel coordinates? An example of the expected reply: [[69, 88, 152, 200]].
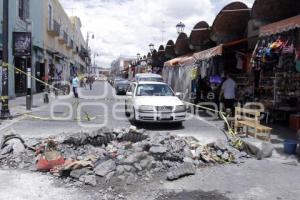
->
[[88, 76, 93, 90], [72, 74, 79, 98], [219, 73, 236, 116], [83, 76, 87, 89]]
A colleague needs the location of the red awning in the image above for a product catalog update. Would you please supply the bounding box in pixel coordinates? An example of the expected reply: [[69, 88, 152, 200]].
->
[[193, 45, 223, 61], [164, 39, 247, 66], [193, 38, 247, 61], [260, 15, 300, 37], [164, 54, 195, 67]]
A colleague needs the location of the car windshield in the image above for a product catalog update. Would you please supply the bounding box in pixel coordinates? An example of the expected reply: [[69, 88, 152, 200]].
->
[[139, 77, 163, 82], [136, 84, 174, 96], [118, 82, 129, 87]]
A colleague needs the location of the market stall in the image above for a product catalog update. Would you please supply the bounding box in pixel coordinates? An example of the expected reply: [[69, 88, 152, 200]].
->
[[163, 54, 195, 101], [250, 15, 300, 127]]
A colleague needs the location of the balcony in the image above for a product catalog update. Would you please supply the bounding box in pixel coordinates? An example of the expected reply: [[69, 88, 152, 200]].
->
[[73, 45, 78, 54], [79, 47, 89, 61], [47, 19, 60, 37], [67, 39, 74, 49], [58, 30, 68, 44]]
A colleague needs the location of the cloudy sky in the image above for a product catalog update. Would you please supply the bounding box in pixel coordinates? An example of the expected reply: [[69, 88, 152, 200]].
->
[[59, 0, 255, 68]]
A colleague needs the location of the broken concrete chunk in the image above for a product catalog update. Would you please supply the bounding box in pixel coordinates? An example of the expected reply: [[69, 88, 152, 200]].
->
[[166, 163, 196, 181], [70, 168, 91, 179], [126, 174, 136, 185], [80, 174, 97, 186], [140, 156, 154, 169], [257, 143, 274, 160], [183, 157, 194, 164], [105, 171, 115, 181], [116, 165, 125, 175], [134, 163, 142, 171], [221, 152, 229, 161], [122, 152, 148, 164], [242, 138, 273, 160], [149, 146, 167, 154], [123, 165, 135, 172], [213, 139, 228, 151], [94, 159, 116, 177]]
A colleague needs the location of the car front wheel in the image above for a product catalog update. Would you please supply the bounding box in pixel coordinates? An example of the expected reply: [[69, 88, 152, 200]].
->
[[125, 104, 130, 117]]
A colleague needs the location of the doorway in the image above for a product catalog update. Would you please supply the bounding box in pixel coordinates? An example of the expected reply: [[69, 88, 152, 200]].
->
[[14, 57, 29, 96], [35, 62, 45, 93]]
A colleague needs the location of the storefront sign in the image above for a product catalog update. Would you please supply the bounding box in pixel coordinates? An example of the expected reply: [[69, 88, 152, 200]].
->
[[13, 32, 32, 56]]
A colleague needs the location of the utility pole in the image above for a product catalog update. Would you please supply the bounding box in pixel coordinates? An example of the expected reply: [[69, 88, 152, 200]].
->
[[85, 32, 94, 75], [86, 32, 90, 74], [25, 21, 32, 110], [1, 0, 11, 119]]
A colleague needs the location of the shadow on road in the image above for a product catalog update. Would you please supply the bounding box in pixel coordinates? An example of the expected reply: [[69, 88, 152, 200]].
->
[[155, 190, 231, 200], [133, 122, 185, 131]]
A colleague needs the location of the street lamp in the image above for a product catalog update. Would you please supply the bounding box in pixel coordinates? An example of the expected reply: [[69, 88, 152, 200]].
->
[[86, 32, 95, 74], [176, 22, 185, 34], [93, 52, 99, 74], [149, 43, 154, 52]]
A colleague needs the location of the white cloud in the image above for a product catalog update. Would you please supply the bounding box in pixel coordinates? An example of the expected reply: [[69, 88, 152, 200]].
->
[[59, 0, 255, 67]]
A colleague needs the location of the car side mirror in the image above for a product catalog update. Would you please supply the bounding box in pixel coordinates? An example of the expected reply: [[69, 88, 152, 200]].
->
[[126, 92, 133, 96], [175, 92, 183, 99]]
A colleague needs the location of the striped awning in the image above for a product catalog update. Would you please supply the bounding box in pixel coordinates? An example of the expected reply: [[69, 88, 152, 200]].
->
[[193, 45, 223, 61], [164, 54, 195, 67], [260, 15, 300, 36]]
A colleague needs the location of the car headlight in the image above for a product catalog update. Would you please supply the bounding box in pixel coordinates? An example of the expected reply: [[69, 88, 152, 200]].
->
[[138, 105, 155, 112], [175, 105, 186, 112]]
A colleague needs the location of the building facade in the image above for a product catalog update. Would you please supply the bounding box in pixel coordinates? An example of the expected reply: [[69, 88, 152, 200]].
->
[[0, 0, 88, 97], [111, 56, 135, 78]]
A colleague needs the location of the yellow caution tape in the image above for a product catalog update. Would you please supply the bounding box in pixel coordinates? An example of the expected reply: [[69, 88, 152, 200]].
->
[[183, 101, 243, 149], [4, 62, 63, 93]]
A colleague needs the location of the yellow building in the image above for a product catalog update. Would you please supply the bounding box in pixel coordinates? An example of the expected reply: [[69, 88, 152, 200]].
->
[[43, 0, 87, 84]]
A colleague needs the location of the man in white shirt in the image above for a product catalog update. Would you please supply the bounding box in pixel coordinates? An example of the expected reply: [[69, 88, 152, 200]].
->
[[220, 73, 236, 116], [72, 74, 79, 98]]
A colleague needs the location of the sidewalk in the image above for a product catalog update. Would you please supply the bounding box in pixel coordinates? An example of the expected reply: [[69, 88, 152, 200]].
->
[[8, 92, 48, 117]]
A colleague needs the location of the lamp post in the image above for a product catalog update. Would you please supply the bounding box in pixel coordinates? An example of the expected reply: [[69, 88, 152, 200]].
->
[[176, 22, 185, 34], [149, 43, 154, 53], [93, 52, 99, 75], [86, 32, 94, 74], [1, 0, 11, 119]]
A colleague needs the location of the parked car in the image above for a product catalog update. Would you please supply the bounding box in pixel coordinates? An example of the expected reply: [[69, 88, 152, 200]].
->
[[115, 80, 130, 95], [112, 77, 124, 87], [133, 73, 164, 83], [107, 76, 112, 84], [125, 81, 186, 125]]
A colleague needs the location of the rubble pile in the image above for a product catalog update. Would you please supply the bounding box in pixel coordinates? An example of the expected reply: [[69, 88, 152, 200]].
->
[[0, 126, 250, 188], [0, 132, 36, 169]]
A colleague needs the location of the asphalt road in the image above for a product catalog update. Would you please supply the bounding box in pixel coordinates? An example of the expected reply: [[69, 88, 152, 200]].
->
[[1, 81, 300, 200], [1, 81, 225, 143]]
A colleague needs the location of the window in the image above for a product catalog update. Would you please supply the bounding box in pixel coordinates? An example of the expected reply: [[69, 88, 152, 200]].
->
[[19, 0, 29, 21], [48, 4, 53, 28], [136, 84, 174, 96]]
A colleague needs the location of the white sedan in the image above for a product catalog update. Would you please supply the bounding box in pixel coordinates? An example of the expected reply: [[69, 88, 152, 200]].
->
[[125, 81, 186, 125]]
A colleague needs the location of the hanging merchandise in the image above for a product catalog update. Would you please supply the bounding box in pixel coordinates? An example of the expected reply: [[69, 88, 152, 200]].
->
[[278, 41, 296, 71], [270, 38, 284, 51], [296, 50, 300, 72], [235, 52, 244, 70]]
